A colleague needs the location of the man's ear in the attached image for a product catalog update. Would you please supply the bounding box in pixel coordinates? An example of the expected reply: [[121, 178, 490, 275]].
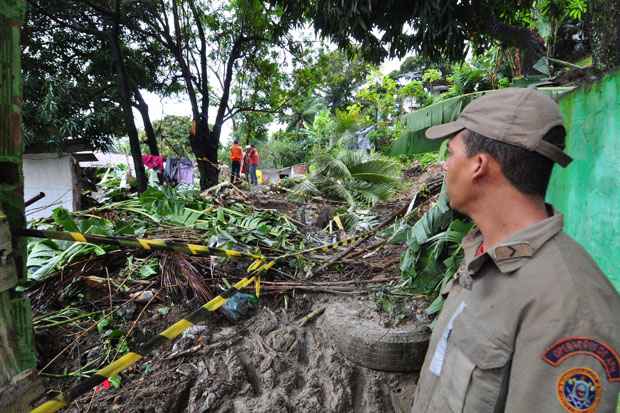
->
[[472, 153, 490, 180]]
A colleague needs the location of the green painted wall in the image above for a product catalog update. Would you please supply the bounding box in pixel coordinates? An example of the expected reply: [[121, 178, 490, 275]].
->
[[547, 69, 620, 291]]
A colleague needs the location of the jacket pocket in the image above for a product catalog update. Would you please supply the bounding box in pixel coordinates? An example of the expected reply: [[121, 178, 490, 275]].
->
[[441, 344, 476, 412], [440, 312, 513, 413]]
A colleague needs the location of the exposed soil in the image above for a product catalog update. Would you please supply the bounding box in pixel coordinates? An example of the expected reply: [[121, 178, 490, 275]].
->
[[41, 295, 421, 413], [31, 167, 443, 413]]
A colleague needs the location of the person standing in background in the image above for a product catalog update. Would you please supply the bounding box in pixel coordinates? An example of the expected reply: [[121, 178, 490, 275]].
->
[[248, 144, 260, 185], [241, 145, 251, 182], [230, 140, 243, 184]]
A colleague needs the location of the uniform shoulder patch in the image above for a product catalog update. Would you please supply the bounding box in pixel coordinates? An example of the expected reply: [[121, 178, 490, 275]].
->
[[556, 367, 601, 413], [543, 336, 620, 382]]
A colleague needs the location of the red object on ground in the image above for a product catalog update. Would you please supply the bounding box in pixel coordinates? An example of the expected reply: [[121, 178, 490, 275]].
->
[[95, 379, 111, 393]]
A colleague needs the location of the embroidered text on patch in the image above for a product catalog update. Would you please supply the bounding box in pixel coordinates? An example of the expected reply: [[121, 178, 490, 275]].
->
[[543, 336, 620, 382], [556, 367, 601, 413]]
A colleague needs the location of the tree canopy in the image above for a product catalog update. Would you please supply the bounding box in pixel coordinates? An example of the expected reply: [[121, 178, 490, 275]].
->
[[272, 0, 545, 66]]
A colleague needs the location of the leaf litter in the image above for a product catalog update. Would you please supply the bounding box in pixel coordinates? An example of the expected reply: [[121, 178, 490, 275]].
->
[[28, 164, 446, 412]]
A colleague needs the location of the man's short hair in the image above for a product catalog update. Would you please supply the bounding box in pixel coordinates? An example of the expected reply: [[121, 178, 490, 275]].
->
[[234, 140, 239, 144], [462, 126, 566, 197]]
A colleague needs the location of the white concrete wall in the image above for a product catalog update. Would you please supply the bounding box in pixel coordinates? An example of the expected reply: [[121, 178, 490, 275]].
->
[[24, 154, 76, 220]]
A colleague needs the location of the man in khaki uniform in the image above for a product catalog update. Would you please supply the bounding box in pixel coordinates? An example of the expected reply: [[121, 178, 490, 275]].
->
[[411, 88, 620, 413]]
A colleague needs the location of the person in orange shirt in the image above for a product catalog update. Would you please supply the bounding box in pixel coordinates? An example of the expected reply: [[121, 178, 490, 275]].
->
[[247, 144, 260, 185], [229, 140, 243, 184]]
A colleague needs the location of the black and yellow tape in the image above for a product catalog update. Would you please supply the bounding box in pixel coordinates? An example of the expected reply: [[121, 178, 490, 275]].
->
[[274, 233, 366, 260], [30, 260, 273, 413], [20, 229, 263, 260], [20, 228, 366, 262], [25, 227, 368, 412]]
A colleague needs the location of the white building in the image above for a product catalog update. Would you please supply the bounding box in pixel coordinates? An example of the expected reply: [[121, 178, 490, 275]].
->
[[23, 150, 100, 220]]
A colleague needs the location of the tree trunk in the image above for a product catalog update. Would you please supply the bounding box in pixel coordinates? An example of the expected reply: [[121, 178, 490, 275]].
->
[[590, 0, 620, 70], [108, 23, 147, 192], [189, 117, 219, 190], [133, 88, 159, 156], [205, 126, 220, 188]]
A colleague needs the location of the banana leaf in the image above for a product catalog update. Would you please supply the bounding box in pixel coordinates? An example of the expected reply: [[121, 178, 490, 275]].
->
[[390, 91, 487, 156]]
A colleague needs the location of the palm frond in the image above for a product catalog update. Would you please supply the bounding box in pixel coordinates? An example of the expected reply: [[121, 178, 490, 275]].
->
[[313, 154, 352, 181], [338, 150, 369, 169], [317, 178, 356, 205], [349, 181, 396, 205], [306, 150, 401, 207], [292, 178, 322, 198]]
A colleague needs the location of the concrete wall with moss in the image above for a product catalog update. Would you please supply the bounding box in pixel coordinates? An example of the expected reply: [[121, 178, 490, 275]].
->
[[547, 69, 620, 292]]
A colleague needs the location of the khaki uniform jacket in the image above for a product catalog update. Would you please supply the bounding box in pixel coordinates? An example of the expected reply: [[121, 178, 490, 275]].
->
[[411, 212, 620, 413]]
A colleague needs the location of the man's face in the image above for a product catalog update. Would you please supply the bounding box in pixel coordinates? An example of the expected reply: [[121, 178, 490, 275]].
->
[[444, 131, 475, 212]]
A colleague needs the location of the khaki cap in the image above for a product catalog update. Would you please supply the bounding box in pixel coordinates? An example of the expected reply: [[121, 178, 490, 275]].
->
[[425, 88, 572, 167]]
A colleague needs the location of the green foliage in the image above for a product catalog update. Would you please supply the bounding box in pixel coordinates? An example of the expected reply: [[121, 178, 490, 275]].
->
[[531, 0, 588, 58], [24, 1, 176, 152], [26, 232, 107, 282], [444, 63, 491, 97], [22, 69, 122, 152], [285, 49, 370, 126], [25, 178, 312, 285], [96, 165, 133, 202], [272, 0, 537, 63], [143, 115, 193, 158], [108, 375, 122, 389], [413, 152, 441, 168], [334, 104, 363, 134], [262, 131, 310, 168], [119, 256, 159, 281], [300, 110, 338, 149], [422, 69, 442, 84], [234, 112, 271, 145], [356, 72, 400, 122], [393, 187, 473, 311]]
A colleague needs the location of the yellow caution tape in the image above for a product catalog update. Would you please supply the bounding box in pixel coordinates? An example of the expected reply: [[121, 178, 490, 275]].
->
[[159, 319, 194, 340], [186, 243, 210, 255], [97, 352, 143, 378], [30, 266, 268, 413], [31, 399, 66, 413], [333, 215, 344, 231], [69, 232, 87, 243]]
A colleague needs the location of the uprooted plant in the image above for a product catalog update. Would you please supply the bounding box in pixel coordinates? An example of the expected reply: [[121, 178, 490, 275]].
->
[[291, 150, 402, 207]]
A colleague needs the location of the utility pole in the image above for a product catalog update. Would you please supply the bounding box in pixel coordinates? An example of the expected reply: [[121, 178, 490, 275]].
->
[[0, 0, 43, 411]]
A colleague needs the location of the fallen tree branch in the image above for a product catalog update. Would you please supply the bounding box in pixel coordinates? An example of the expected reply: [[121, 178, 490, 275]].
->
[[305, 178, 443, 279], [297, 307, 325, 326]]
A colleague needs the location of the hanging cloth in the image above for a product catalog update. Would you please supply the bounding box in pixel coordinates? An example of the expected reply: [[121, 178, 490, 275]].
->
[[177, 158, 194, 185]]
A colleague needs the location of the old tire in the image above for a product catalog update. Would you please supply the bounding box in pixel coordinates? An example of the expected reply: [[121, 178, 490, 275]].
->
[[322, 302, 430, 373]]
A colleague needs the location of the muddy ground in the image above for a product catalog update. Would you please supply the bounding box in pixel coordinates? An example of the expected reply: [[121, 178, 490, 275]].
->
[[32, 162, 442, 412], [53, 295, 420, 413]]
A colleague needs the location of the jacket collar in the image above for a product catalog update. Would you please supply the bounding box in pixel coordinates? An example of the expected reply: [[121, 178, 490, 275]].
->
[[462, 207, 564, 275]]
